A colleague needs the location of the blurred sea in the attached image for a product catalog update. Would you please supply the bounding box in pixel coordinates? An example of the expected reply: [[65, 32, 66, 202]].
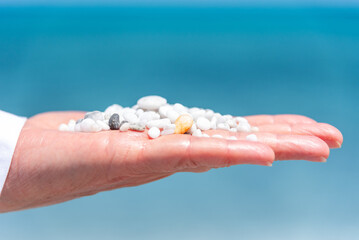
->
[[0, 6, 358, 240]]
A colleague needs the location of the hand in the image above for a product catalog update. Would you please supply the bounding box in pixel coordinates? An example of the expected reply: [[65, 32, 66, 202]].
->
[[0, 112, 342, 213]]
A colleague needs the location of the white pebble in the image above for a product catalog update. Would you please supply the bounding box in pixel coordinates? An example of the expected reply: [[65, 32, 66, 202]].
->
[[227, 118, 237, 128], [67, 119, 76, 132], [188, 123, 197, 134], [204, 109, 214, 120], [137, 95, 167, 111], [161, 129, 175, 135], [104, 104, 123, 119], [217, 116, 227, 124], [166, 109, 180, 123], [196, 117, 211, 131], [189, 107, 200, 114], [202, 133, 210, 138], [237, 122, 251, 132], [120, 122, 130, 132], [74, 123, 82, 132], [192, 129, 202, 137], [148, 127, 161, 139], [212, 134, 223, 139], [210, 117, 217, 129], [96, 120, 110, 131], [123, 112, 138, 124], [173, 103, 188, 113], [191, 109, 206, 120], [246, 134, 258, 142], [139, 111, 160, 122], [136, 109, 144, 117], [81, 118, 101, 132], [235, 116, 248, 124], [58, 123, 69, 131], [217, 122, 230, 130], [146, 119, 171, 129], [158, 105, 172, 118]]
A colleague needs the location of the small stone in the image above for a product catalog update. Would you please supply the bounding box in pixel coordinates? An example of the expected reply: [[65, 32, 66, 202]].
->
[[205, 109, 214, 120], [96, 120, 110, 131], [148, 127, 161, 139], [210, 117, 217, 130], [235, 116, 248, 124], [104, 104, 123, 119], [196, 117, 211, 131], [188, 122, 197, 134], [109, 113, 120, 130], [129, 122, 146, 132], [120, 122, 130, 132], [84, 111, 104, 121], [81, 118, 101, 132], [123, 112, 138, 124], [68, 119, 76, 132], [161, 128, 175, 136], [191, 109, 206, 120], [217, 122, 230, 130], [158, 105, 172, 118], [59, 123, 69, 131], [202, 133, 210, 138], [192, 129, 202, 137], [166, 109, 180, 123], [74, 123, 82, 132], [136, 109, 144, 117], [140, 111, 160, 122], [217, 116, 227, 124], [237, 122, 251, 132], [146, 119, 171, 129], [227, 118, 237, 128], [246, 134, 258, 142], [173, 103, 188, 113], [175, 114, 194, 134], [137, 95, 167, 111]]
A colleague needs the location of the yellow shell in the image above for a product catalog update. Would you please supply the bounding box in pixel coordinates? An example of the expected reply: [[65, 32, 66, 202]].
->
[[174, 114, 193, 134]]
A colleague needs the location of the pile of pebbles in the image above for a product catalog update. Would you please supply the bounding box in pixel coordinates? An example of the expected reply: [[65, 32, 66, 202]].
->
[[59, 95, 258, 141]]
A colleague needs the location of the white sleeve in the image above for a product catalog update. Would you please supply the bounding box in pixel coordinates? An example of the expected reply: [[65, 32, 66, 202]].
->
[[0, 110, 27, 194]]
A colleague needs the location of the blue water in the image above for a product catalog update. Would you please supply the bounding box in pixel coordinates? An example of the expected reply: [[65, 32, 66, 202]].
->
[[0, 6, 358, 240]]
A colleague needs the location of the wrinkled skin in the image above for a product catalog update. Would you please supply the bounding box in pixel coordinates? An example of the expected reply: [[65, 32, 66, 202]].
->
[[0, 112, 343, 213]]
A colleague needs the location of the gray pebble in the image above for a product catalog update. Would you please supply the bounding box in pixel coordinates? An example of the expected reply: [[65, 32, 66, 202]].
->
[[109, 113, 120, 130], [129, 122, 146, 132]]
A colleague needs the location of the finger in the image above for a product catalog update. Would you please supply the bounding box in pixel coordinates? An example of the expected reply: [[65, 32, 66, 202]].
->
[[204, 130, 330, 162], [29, 111, 86, 129], [141, 134, 275, 172], [245, 114, 316, 125], [255, 123, 343, 148]]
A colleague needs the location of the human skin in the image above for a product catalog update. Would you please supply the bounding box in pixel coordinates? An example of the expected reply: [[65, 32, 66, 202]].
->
[[0, 112, 343, 213]]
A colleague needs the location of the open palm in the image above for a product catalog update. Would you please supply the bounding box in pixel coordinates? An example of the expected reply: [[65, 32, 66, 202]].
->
[[0, 111, 342, 213]]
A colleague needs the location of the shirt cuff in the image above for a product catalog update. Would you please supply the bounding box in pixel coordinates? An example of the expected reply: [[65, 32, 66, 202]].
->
[[0, 110, 27, 195]]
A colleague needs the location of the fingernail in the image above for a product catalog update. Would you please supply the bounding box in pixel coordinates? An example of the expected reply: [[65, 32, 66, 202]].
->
[[319, 157, 327, 163], [335, 141, 342, 148]]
